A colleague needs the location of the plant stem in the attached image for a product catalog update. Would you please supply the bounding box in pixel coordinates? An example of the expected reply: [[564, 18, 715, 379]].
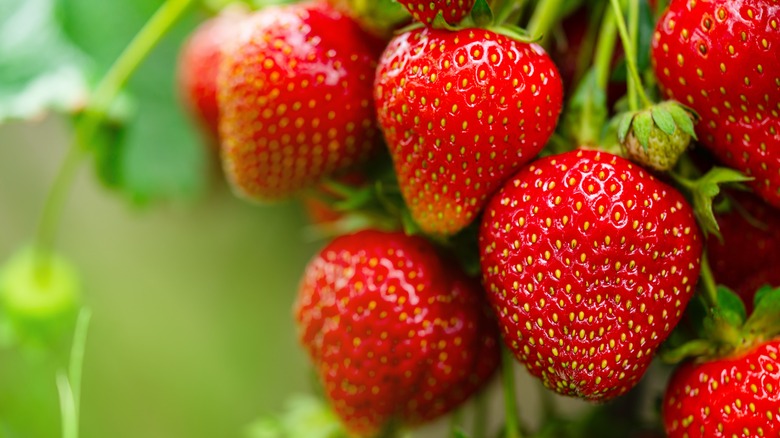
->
[[608, 0, 651, 108], [626, 0, 640, 111], [593, 6, 617, 92], [57, 308, 92, 438], [699, 253, 719, 311], [494, 0, 527, 25], [33, 0, 195, 268], [526, 0, 565, 40], [501, 347, 523, 438], [472, 390, 488, 438]]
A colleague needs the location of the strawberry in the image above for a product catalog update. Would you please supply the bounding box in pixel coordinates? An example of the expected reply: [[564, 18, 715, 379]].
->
[[707, 192, 780, 311], [177, 8, 246, 142], [294, 229, 499, 436], [218, 1, 383, 201], [663, 339, 780, 437], [479, 149, 703, 401], [651, 0, 780, 207], [374, 28, 563, 235], [396, 0, 475, 26]]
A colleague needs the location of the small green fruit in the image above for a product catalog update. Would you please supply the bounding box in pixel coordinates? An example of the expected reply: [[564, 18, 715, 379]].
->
[[0, 246, 80, 343]]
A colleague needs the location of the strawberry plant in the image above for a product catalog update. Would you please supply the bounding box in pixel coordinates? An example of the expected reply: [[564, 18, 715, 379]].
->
[[2, 0, 780, 437]]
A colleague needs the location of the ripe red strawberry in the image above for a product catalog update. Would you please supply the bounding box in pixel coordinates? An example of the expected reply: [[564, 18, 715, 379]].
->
[[375, 28, 563, 235], [218, 1, 383, 201], [708, 192, 780, 311], [397, 0, 475, 26], [663, 339, 780, 437], [177, 9, 246, 142], [295, 229, 499, 436], [651, 0, 780, 207], [479, 149, 703, 401]]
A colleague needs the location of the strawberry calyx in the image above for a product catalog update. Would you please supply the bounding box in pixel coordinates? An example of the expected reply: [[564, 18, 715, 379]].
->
[[328, 0, 411, 37], [671, 166, 752, 238], [615, 101, 697, 172]]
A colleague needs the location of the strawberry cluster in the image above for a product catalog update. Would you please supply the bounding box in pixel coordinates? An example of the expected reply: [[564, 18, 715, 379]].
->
[[177, 0, 780, 436]]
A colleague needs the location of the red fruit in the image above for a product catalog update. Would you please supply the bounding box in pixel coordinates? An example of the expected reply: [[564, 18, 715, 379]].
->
[[396, 0, 475, 26], [707, 192, 780, 311], [479, 149, 703, 401], [375, 28, 563, 235], [651, 0, 780, 207], [663, 340, 780, 437], [218, 1, 383, 201], [295, 230, 499, 436], [177, 9, 246, 141]]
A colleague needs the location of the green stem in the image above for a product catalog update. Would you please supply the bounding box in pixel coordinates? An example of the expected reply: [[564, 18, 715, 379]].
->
[[33, 0, 195, 267], [472, 390, 488, 438], [572, 1, 608, 87], [501, 347, 522, 438], [626, 0, 640, 111], [593, 7, 617, 93], [526, 0, 565, 40], [57, 308, 92, 438], [699, 253, 719, 311], [495, 0, 527, 25], [608, 0, 651, 108]]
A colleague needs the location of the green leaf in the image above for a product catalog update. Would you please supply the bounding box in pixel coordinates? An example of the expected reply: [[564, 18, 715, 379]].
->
[[676, 167, 753, 237], [59, 0, 208, 202], [651, 106, 676, 135], [632, 111, 654, 149], [0, 0, 91, 122], [470, 0, 493, 27], [245, 394, 347, 438], [743, 286, 780, 339]]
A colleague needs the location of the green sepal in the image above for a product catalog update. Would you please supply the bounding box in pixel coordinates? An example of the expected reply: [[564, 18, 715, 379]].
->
[[665, 102, 698, 139], [631, 111, 654, 149], [674, 167, 753, 237], [743, 286, 780, 339], [470, 0, 493, 27], [616, 111, 636, 143], [708, 286, 747, 328], [487, 24, 542, 43], [431, 11, 461, 31], [651, 106, 676, 135], [659, 339, 715, 364]]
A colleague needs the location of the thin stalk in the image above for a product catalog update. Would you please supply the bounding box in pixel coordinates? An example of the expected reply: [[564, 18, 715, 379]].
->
[[699, 253, 719, 311], [495, 0, 527, 25], [526, 0, 565, 40], [57, 308, 92, 438], [608, 0, 651, 108], [626, 0, 640, 111], [593, 7, 618, 92], [501, 347, 522, 438], [33, 0, 196, 268]]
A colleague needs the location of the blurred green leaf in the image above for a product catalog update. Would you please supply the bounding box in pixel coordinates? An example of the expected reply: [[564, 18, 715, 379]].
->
[[0, 0, 91, 122], [245, 394, 346, 438], [58, 0, 209, 202]]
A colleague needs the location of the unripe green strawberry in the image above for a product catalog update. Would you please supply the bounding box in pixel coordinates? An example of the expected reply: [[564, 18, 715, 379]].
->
[[218, 1, 383, 201], [617, 102, 697, 172], [295, 230, 499, 436], [480, 149, 703, 401]]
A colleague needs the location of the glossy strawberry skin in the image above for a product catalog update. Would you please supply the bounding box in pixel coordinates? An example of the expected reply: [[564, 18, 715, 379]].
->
[[218, 1, 383, 201], [295, 230, 499, 436], [177, 11, 245, 142], [397, 0, 475, 26], [651, 0, 780, 207], [663, 340, 780, 437], [375, 28, 563, 235], [479, 149, 703, 401], [707, 192, 780, 311]]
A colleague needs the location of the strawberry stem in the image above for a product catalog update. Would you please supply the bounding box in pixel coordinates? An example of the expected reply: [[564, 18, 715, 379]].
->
[[608, 0, 651, 109], [526, 0, 565, 41], [57, 308, 92, 438], [33, 0, 196, 273], [593, 6, 618, 95], [626, 0, 640, 111], [494, 0, 527, 25], [699, 253, 719, 312], [501, 346, 523, 438]]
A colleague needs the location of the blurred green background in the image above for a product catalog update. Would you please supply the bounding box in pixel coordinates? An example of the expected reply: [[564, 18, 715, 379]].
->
[[0, 0, 320, 436]]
